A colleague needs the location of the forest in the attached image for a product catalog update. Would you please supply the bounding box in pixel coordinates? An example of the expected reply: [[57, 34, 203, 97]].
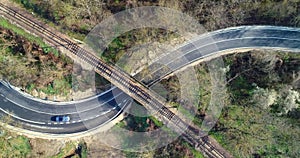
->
[[0, 0, 298, 157]]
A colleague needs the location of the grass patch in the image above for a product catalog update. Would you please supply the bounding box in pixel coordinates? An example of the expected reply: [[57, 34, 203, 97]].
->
[[182, 141, 205, 158], [40, 77, 72, 96], [51, 142, 76, 158], [0, 132, 31, 158], [149, 116, 163, 127]]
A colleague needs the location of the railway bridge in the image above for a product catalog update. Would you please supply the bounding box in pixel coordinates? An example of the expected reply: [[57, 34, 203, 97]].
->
[[0, 3, 232, 158]]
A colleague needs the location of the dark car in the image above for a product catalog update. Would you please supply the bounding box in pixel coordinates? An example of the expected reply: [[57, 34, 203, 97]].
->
[[51, 115, 70, 122]]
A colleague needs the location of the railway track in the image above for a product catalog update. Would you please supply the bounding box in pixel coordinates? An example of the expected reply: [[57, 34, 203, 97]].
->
[[0, 3, 232, 158]]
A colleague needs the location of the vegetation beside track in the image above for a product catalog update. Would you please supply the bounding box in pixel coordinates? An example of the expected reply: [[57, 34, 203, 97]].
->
[[1, 0, 299, 157], [207, 50, 299, 157], [0, 17, 73, 100]]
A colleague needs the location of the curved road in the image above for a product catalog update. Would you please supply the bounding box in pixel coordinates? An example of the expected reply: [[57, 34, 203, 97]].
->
[[0, 26, 299, 134]]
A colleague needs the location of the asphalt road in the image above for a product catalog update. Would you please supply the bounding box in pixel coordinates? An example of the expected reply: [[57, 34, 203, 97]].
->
[[0, 26, 299, 134], [0, 82, 130, 133]]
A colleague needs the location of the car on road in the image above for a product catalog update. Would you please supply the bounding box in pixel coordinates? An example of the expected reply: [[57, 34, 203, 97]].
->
[[51, 115, 70, 122]]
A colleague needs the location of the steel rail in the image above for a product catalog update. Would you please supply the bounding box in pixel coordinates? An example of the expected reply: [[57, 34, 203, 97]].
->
[[0, 3, 229, 158]]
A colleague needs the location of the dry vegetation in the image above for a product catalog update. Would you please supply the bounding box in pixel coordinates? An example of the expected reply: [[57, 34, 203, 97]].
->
[[0, 114, 87, 158], [210, 50, 300, 157], [0, 19, 74, 100], [1, 0, 299, 157], [12, 0, 300, 37], [158, 50, 299, 157]]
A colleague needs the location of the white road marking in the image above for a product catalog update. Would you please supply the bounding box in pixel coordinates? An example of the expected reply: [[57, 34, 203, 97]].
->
[[147, 36, 300, 79], [6, 81, 119, 105], [73, 99, 132, 123], [2, 90, 125, 115], [24, 123, 64, 129], [0, 107, 46, 124], [2, 27, 295, 129]]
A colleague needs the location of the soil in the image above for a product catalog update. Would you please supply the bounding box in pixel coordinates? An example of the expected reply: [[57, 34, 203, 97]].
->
[[29, 138, 65, 158]]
